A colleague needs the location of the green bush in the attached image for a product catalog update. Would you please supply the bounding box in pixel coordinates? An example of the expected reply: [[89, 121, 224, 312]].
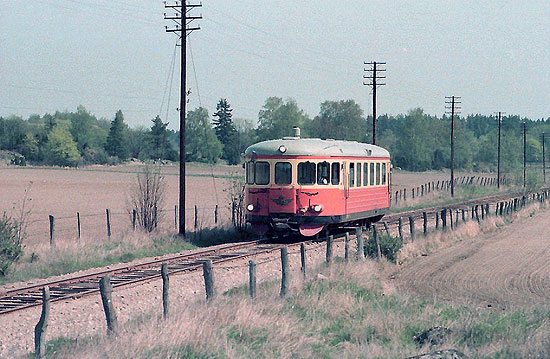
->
[[364, 233, 402, 263], [0, 214, 23, 276]]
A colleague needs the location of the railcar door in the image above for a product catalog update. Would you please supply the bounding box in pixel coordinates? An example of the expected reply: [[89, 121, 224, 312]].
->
[[343, 162, 349, 214]]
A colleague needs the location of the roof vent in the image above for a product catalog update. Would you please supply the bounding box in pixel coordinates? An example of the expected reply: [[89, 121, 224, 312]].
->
[[293, 126, 301, 138]]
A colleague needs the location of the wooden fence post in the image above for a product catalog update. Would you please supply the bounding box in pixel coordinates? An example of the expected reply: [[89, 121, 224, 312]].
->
[[356, 228, 365, 260], [249, 260, 256, 299], [421, 184, 424, 196], [404, 188, 407, 200], [383, 221, 390, 237], [34, 286, 50, 359], [436, 211, 439, 229], [462, 209, 466, 222], [203, 260, 215, 300], [474, 205, 480, 223], [326, 235, 333, 264], [412, 188, 415, 199], [280, 247, 289, 297], [194, 205, 198, 231], [99, 276, 118, 334], [373, 225, 381, 260], [300, 243, 306, 278], [449, 209, 454, 229], [132, 209, 137, 230], [485, 203, 490, 217], [409, 216, 415, 242], [441, 209, 447, 229], [215, 205, 219, 224], [174, 205, 177, 229], [398, 217, 404, 242], [76, 212, 81, 240], [344, 232, 349, 262], [105, 209, 111, 238], [422, 212, 427, 236], [161, 264, 169, 319], [48, 215, 55, 248]]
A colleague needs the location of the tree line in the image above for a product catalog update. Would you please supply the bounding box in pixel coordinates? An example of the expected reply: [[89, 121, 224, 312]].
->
[[1, 99, 549, 174]]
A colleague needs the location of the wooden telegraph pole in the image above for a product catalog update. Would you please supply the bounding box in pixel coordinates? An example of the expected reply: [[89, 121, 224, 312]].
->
[[445, 96, 461, 197], [363, 61, 386, 145], [164, 1, 202, 237]]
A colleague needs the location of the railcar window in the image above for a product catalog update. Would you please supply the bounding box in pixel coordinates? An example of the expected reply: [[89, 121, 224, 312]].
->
[[382, 163, 387, 185], [356, 163, 361, 186], [349, 163, 355, 187], [317, 162, 330, 185], [370, 163, 375, 186], [376, 163, 381, 185], [363, 162, 368, 186], [331, 163, 340, 185], [255, 162, 270, 185], [275, 162, 292, 185], [298, 162, 316, 185], [246, 162, 254, 184]]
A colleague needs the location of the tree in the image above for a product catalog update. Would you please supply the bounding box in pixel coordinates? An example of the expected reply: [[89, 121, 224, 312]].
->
[[149, 115, 177, 161], [186, 107, 222, 163], [105, 110, 130, 160], [257, 97, 310, 141], [307, 100, 367, 142], [44, 126, 80, 166], [212, 99, 240, 165]]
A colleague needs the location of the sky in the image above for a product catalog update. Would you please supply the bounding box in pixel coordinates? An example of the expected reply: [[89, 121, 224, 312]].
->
[[1, 0, 549, 130]]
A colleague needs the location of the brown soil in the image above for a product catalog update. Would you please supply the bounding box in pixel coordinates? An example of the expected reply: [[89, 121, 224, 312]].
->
[[392, 207, 550, 310]]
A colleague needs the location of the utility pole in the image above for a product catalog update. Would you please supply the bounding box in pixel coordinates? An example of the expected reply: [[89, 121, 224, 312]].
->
[[164, 1, 202, 237], [523, 122, 527, 188], [445, 96, 461, 197], [495, 112, 504, 189], [363, 61, 386, 145], [542, 132, 546, 184]]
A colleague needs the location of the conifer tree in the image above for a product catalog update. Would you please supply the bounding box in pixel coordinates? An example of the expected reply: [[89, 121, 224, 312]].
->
[[105, 110, 130, 160], [213, 98, 240, 165]]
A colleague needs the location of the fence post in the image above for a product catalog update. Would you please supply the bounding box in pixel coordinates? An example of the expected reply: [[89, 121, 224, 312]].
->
[[449, 209, 454, 229], [408, 216, 415, 242], [441, 209, 447, 229], [99, 276, 118, 334], [215, 205, 218, 224], [412, 188, 415, 199], [202, 260, 215, 300], [383, 221, 390, 237], [161, 264, 169, 319], [398, 217, 404, 243], [300, 243, 306, 278], [475, 205, 480, 222], [280, 247, 289, 297], [34, 286, 50, 359], [421, 184, 424, 196], [344, 232, 349, 262], [404, 188, 407, 200], [436, 211, 439, 229], [326, 235, 333, 264], [422, 212, 427, 236], [48, 215, 55, 248], [174, 205, 177, 229], [485, 203, 490, 217], [154, 205, 158, 229], [76, 212, 81, 240], [356, 227, 365, 260], [105, 209, 111, 238], [132, 209, 137, 231], [462, 209, 466, 222], [373, 225, 381, 260], [249, 260, 256, 299], [194, 205, 198, 231]]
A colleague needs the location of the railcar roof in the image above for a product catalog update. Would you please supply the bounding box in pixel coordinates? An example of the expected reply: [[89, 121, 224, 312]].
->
[[245, 138, 390, 158]]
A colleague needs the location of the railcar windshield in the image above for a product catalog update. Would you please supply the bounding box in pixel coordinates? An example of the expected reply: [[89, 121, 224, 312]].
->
[[246, 162, 254, 184], [317, 162, 330, 185], [275, 162, 292, 185], [298, 162, 316, 185], [255, 161, 270, 185]]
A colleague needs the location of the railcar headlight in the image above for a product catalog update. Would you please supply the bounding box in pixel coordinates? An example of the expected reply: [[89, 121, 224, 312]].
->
[[278, 145, 287, 153], [313, 204, 323, 213], [247, 204, 255, 212]]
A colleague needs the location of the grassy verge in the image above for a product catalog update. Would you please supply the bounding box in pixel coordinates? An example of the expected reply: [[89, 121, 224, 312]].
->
[[32, 258, 550, 359], [390, 185, 504, 213]]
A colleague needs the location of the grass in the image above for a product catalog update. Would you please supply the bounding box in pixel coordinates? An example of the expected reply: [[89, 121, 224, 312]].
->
[[32, 259, 550, 359]]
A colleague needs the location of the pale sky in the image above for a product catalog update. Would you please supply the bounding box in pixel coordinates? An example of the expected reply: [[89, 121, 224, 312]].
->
[[1, 0, 548, 129]]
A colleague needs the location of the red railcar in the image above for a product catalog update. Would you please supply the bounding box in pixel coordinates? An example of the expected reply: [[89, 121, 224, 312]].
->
[[244, 131, 391, 237]]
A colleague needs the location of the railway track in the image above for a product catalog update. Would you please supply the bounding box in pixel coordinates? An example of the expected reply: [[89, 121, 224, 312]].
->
[[0, 188, 544, 316]]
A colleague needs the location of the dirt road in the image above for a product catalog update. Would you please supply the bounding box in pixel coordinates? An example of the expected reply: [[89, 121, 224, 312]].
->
[[393, 208, 550, 310]]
